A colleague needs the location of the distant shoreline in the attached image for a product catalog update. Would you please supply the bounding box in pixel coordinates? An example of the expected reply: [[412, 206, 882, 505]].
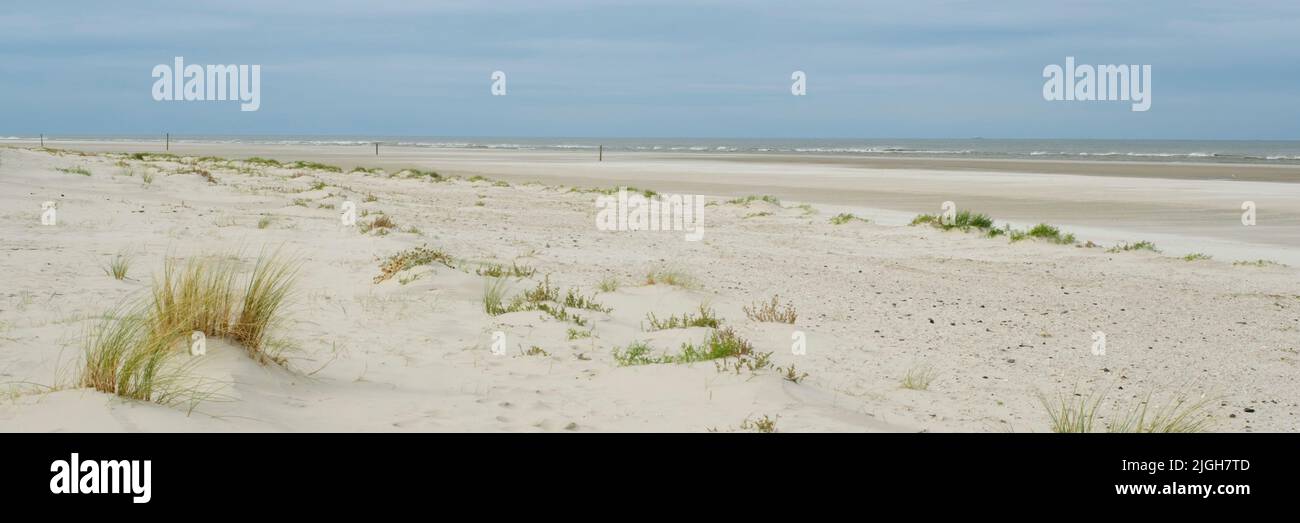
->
[[7, 138, 1300, 183]]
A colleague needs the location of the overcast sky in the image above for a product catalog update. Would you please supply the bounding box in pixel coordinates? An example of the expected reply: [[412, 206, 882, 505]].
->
[[3, 0, 1298, 139]]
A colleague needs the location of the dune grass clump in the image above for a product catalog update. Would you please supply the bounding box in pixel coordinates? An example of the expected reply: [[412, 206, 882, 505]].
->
[[351, 166, 383, 175], [911, 210, 995, 232], [80, 304, 194, 404], [740, 415, 779, 433], [374, 246, 455, 283], [829, 213, 868, 225], [482, 275, 606, 326], [644, 304, 720, 331], [149, 253, 299, 365], [56, 166, 92, 176], [1040, 387, 1216, 433], [1108, 391, 1217, 433], [287, 160, 343, 173], [645, 268, 696, 288], [597, 277, 619, 293], [563, 287, 611, 312], [1182, 253, 1213, 262], [678, 327, 757, 363], [81, 252, 299, 405], [1107, 241, 1160, 253], [1025, 223, 1076, 245], [476, 261, 536, 279], [104, 252, 132, 280], [359, 214, 398, 234], [779, 364, 809, 383], [744, 296, 797, 324], [243, 157, 282, 167], [398, 168, 446, 181], [1040, 389, 1104, 433], [1233, 259, 1285, 267], [726, 195, 780, 206], [900, 364, 938, 390], [612, 341, 665, 366]]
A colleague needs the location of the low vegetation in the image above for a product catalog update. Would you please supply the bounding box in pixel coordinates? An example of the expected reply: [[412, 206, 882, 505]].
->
[[644, 268, 696, 288], [104, 252, 131, 280], [1040, 387, 1216, 433], [81, 251, 300, 405], [726, 195, 780, 206], [644, 304, 720, 331], [743, 296, 797, 324], [1107, 241, 1160, 253], [374, 246, 455, 283], [56, 166, 91, 176], [829, 213, 868, 225], [901, 364, 938, 390]]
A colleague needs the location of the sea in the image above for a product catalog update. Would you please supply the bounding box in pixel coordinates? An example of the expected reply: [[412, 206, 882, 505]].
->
[[5, 136, 1300, 165]]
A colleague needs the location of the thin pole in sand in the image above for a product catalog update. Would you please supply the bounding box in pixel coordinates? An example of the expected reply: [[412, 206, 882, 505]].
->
[[40, 134, 44, 147], [375, 142, 379, 155], [599, 144, 603, 162], [165, 133, 170, 151]]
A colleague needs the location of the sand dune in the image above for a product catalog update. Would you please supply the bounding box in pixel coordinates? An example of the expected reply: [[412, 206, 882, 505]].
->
[[1, 145, 1297, 432]]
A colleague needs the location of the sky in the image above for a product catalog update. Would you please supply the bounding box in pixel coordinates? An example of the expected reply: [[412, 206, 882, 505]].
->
[[2, 0, 1299, 139]]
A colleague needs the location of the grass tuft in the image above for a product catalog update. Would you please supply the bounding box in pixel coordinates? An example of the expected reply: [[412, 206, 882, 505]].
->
[[829, 213, 868, 225], [57, 166, 92, 176], [374, 246, 455, 283], [644, 304, 720, 331], [104, 252, 131, 280], [1107, 241, 1160, 253], [743, 296, 797, 324], [901, 364, 938, 390]]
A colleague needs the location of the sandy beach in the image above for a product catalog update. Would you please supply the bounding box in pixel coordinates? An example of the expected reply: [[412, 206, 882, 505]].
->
[[1, 142, 1297, 432]]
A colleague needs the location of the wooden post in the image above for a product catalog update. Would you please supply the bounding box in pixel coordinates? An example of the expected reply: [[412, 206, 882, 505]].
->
[[599, 144, 603, 162], [40, 134, 44, 147], [375, 142, 379, 155], [166, 133, 170, 151]]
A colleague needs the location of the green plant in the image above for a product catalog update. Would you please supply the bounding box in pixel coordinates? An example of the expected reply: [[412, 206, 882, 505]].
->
[[476, 261, 536, 279], [829, 213, 867, 225], [901, 364, 938, 390], [1107, 241, 1160, 253], [1182, 253, 1213, 261], [1039, 389, 1105, 433], [483, 278, 511, 315], [57, 166, 92, 176], [597, 277, 620, 293], [1108, 391, 1217, 433], [740, 414, 778, 433], [644, 304, 720, 331], [79, 303, 190, 404], [778, 365, 808, 383], [726, 195, 780, 206], [1233, 259, 1285, 267], [1026, 223, 1076, 244], [359, 214, 397, 234], [743, 296, 797, 324], [374, 246, 455, 283], [104, 252, 131, 280], [613, 341, 666, 366], [257, 216, 272, 229], [645, 268, 696, 288]]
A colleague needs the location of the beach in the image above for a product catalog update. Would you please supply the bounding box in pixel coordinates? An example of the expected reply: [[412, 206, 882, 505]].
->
[[1, 142, 1297, 432]]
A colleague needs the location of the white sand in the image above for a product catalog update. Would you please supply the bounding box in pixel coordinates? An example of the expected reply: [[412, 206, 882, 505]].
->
[[1, 144, 1297, 432]]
